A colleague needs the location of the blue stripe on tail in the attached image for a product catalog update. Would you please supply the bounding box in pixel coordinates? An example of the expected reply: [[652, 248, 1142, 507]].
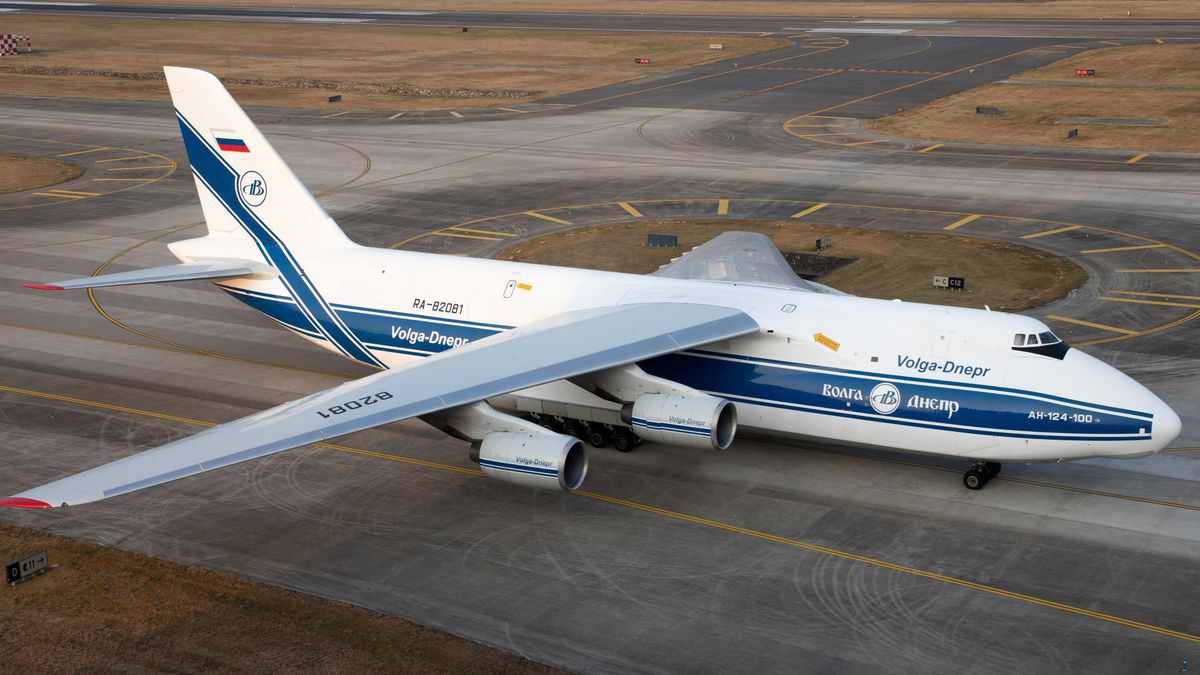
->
[[175, 111, 386, 369]]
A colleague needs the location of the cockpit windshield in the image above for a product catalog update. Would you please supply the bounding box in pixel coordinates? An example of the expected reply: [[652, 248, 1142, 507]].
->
[[1012, 330, 1069, 359]]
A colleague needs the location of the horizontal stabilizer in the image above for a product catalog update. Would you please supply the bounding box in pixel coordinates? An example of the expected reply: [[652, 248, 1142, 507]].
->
[[23, 259, 274, 291]]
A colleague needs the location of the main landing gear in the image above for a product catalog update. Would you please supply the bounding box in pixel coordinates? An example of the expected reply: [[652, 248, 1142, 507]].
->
[[526, 414, 641, 452], [963, 462, 1002, 490]]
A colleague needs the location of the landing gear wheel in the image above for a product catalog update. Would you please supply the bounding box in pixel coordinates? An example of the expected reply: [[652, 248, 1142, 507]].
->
[[586, 425, 611, 448], [963, 468, 989, 490], [563, 420, 587, 439], [984, 462, 1002, 479], [611, 429, 637, 453]]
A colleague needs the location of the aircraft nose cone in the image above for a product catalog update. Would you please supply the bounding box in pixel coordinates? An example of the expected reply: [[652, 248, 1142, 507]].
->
[[1153, 399, 1183, 451]]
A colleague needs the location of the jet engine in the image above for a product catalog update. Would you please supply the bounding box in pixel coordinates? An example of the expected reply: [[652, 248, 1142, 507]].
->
[[476, 431, 588, 492], [621, 393, 737, 450]]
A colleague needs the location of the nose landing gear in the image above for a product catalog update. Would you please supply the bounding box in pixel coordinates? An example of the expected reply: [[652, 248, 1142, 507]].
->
[[963, 461, 1002, 490]]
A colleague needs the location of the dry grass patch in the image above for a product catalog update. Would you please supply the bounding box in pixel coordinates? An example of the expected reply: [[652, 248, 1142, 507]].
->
[[100, 0, 1200, 20], [0, 153, 82, 193], [0, 15, 780, 110], [870, 44, 1200, 152], [497, 220, 1085, 311], [0, 524, 561, 674]]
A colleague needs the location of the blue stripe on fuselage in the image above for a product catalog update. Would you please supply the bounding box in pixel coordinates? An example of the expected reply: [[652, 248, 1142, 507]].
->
[[640, 351, 1151, 441], [176, 111, 385, 369], [215, 285, 1151, 441]]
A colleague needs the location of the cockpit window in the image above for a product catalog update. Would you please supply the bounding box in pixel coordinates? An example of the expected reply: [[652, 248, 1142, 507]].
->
[[1012, 330, 1070, 359]]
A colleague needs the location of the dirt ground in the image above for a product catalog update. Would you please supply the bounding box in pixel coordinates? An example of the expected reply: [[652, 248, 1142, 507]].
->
[[869, 44, 1200, 152], [0, 16, 779, 111], [99, 0, 1200, 20], [0, 153, 81, 194], [0, 524, 562, 674], [497, 220, 1086, 311]]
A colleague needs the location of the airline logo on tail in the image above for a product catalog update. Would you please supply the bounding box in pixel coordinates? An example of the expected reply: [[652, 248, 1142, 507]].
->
[[239, 171, 267, 207]]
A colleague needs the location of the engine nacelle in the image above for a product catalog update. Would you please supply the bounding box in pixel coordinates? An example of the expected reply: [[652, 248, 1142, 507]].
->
[[622, 394, 737, 450], [477, 431, 588, 492]]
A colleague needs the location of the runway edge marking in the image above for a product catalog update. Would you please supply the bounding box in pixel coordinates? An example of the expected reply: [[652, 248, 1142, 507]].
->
[[1, 382, 1198, 645]]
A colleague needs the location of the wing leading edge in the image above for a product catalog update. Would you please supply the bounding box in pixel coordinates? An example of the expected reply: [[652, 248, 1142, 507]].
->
[[3, 302, 758, 508]]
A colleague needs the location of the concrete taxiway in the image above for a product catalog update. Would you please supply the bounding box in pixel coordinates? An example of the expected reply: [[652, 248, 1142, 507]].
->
[[1, 25, 1199, 675]]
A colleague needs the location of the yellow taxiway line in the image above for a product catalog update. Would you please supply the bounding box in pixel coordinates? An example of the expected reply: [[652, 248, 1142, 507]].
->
[[790, 203, 828, 219], [917, 143, 944, 154], [1126, 153, 1149, 165], [1116, 268, 1200, 273], [432, 230, 504, 241], [1080, 243, 1166, 254], [943, 214, 980, 231], [104, 165, 176, 172], [444, 226, 514, 238], [1045, 315, 1140, 336], [31, 189, 100, 199], [523, 210, 572, 226], [617, 202, 643, 218], [717, 199, 730, 215], [56, 146, 112, 158], [96, 153, 161, 163], [1103, 296, 1200, 310], [1109, 290, 1200, 302], [1021, 224, 1082, 239], [0, 381, 1196, 645]]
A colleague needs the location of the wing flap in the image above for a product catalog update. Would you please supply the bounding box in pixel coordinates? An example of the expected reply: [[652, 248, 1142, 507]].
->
[[7, 302, 757, 507], [23, 259, 273, 291]]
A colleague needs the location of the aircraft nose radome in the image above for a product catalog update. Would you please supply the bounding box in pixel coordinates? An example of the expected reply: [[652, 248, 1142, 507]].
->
[[1153, 400, 1183, 451]]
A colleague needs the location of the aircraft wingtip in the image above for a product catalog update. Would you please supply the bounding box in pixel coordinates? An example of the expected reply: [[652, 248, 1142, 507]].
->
[[0, 497, 52, 509], [23, 283, 64, 292]]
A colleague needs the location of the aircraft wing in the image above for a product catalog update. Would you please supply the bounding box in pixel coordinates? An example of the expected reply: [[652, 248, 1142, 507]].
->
[[652, 231, 846, 294], [2, 302, 757, 509]]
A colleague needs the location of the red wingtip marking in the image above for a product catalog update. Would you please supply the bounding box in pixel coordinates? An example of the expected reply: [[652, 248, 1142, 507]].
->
[[0, 497, 52, 509], [23, 283, 65, 292]]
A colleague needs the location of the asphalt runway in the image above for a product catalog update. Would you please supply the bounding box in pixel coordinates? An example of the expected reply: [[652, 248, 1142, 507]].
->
[[1, 23, 1199, 675], [6, 1, 1200, 39]]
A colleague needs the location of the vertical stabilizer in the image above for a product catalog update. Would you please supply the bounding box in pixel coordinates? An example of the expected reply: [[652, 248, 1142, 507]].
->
[[163, 66, 354, 252], [164, 66, 385, 368]]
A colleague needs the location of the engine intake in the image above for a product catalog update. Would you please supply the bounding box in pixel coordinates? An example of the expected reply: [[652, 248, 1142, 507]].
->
[[622, 393, 737, 450], [477, 431, 588, 492]]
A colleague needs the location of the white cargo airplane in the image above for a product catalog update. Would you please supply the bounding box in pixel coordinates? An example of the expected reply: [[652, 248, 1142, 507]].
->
[[1, 67, 1181, 510]]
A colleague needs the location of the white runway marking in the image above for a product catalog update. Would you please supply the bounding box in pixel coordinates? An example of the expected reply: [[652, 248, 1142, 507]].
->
[[803, 27, 913, 34], [296, 17, 372, 23], [856, 19, 956, 24]]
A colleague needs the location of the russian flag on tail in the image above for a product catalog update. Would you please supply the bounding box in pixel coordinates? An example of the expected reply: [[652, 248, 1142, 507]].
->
[[213, 128, 249, 153]]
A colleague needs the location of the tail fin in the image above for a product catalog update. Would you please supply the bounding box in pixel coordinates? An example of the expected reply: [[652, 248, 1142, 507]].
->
[[163, 66, 354, 254]]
